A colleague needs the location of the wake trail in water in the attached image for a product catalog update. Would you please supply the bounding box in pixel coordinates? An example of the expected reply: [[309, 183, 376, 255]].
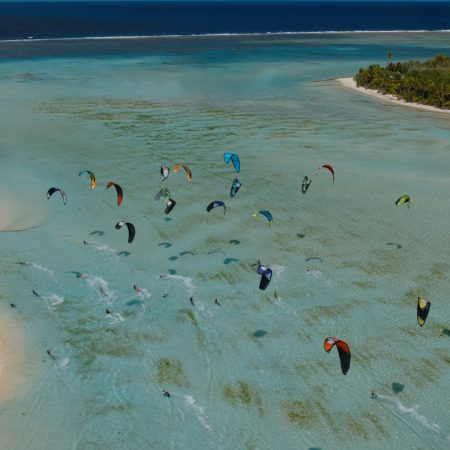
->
[[159, 274, 197, 297], [373, 394, 448, 449], [25, 262, 56, 281], [84, 240, 118, 257], [175, 394, 214, 436], [85, 275, 117, 305], [42, 293, 65, 310]]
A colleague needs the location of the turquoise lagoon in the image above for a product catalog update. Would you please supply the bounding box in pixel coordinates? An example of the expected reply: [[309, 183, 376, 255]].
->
[[0, 33, 449, 450]]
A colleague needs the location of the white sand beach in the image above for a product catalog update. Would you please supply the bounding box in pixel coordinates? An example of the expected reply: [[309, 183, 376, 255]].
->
[[337, 77, 450, 114]]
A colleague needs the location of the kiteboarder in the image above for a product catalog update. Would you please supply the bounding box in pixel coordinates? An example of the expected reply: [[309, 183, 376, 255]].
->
[[47, 350, 56, 360], [133, 284, 141, 293], [163, 389, 171, 398], [190, 296, 195, 306], [215, 298, 221, 306], [32, 290, 40, 297], [371, 391, 378, 400]]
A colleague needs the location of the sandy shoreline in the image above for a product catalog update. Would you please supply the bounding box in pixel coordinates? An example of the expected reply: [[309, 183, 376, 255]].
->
[[0, 309, 29, 403], [337, 77, 450, 114], [0, 187, 45, 232]]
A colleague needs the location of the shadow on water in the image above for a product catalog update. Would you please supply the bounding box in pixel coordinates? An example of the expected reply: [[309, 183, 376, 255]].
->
[[163, 217, 173, 222], [90, 230, 105, 236], [168, 256, 178, 261], [126, 299, 142, 307], [224, 258, 239, 265], [386, 242, 402, 249], [296, 233, 305, 239], [229, 239, 240, 245], [442, 329, 450, 337], [67, 271, 82, 278], [158, 242, 172, 248], [168, 269, 177, 275], [118, 251, 130, 257], [179, 251, 195, 257], [392, 382, 405, 393], [253, 329, 267, 338]]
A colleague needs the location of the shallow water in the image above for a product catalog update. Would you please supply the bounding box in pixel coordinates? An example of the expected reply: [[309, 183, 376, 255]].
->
[[0, 33, 449, 450]]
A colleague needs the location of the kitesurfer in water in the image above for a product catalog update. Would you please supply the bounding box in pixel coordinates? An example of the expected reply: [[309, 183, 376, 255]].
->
[[133, 284, 141, 293], [190, 296, 195, 306], [371, 391, 378, 399], [47, 350, 56, 360], [32, 290, 40, 297], [106, 308, 112, 314], [10, 303, 17, 308], [163, 389, 171, 398], [215, 298, 221, 306]]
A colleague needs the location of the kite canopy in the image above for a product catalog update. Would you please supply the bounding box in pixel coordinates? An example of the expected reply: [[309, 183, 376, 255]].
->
[[46, 187, 67, 205], [324, 337, 351, 375], [257, 261, 272, 290], [106, 182, 123, 206], [206, 200, 226, 215], [417, 296, 430, 327], [223, 152, 240, 173], [253, 210, 273, 227], [302, 176, 311, 194], [173, 164, 192, 181], [230, 178, 241, 198], [78, 169, 96, 190], [165, 198, 177, 215], [317, 164, 335, 182], [395, 194, 411, 208], [160, 165, 170, 182], [115, 221, 135, 243]]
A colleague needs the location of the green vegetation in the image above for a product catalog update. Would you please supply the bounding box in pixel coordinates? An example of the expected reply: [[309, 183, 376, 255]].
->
[[354, 54, 450, 109]]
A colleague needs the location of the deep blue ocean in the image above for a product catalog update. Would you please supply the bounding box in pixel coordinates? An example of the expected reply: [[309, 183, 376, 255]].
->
[[0, 1, 449, 40]]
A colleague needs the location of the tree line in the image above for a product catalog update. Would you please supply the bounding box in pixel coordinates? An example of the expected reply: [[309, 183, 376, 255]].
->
[[354, 54, 449, 110]]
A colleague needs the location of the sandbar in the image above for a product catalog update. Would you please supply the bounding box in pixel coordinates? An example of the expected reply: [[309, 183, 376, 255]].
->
[[337, 77, 450, 114]]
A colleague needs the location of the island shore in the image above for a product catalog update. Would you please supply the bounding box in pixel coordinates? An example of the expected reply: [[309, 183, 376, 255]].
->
[[337, 77, 450, 114]]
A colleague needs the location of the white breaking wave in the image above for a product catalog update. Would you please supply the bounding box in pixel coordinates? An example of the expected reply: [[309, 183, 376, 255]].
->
[[2, 30, 450, 43]]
